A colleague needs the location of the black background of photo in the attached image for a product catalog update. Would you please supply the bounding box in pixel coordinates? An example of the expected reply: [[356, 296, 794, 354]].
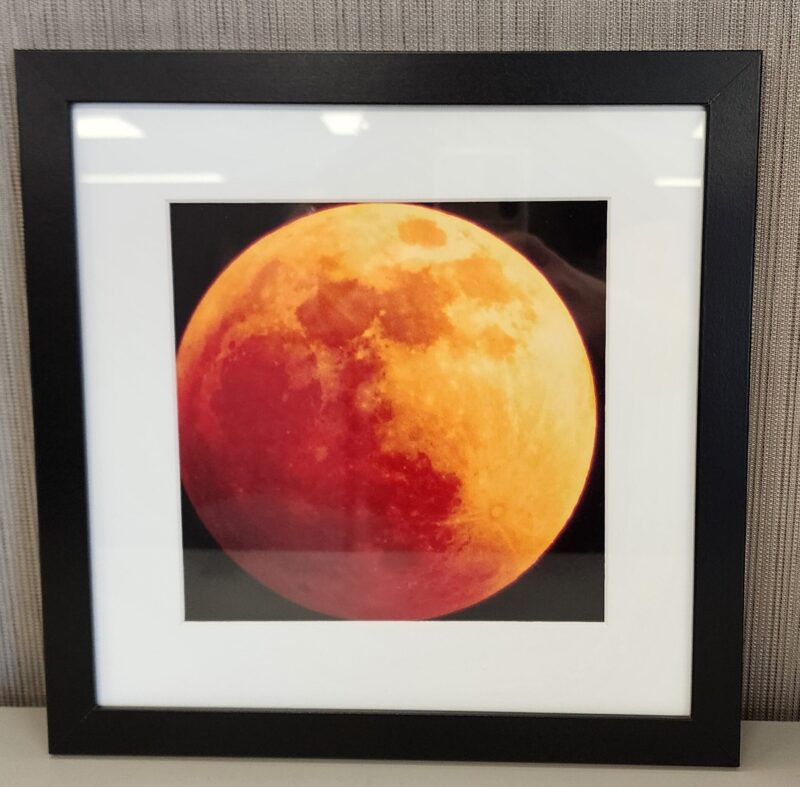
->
[[172, 200, 606, 622]]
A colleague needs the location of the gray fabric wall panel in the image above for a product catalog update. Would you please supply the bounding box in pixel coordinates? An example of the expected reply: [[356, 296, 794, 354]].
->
[[0, 1, 797, 721]]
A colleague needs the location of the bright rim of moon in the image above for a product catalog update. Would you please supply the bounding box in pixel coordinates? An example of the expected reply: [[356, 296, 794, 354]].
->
[[177, 203, 597, 620]]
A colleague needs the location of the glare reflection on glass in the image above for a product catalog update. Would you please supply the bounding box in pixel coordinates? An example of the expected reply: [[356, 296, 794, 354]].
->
[[654, 177, 702, 188], [75, 116, 144, 139], [321, 111, 369, 135], [81, 173, 225, 184]]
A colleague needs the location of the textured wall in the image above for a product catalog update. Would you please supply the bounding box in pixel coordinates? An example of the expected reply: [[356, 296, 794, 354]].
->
[[0, 0, 797, 720]]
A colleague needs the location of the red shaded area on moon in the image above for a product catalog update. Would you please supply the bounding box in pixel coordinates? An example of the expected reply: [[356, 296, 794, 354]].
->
[[184, 327, 462, 553], [177, 204, 596, 619]]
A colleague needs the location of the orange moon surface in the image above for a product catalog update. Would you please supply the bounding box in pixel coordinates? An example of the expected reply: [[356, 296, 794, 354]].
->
[[177, 203, 596, 620]]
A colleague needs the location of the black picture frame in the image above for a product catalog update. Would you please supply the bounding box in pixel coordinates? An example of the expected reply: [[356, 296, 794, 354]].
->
[[15, 50, 761, 766]]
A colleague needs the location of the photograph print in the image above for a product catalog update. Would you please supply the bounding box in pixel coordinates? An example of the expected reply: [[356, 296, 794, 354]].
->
[[172, 200, 606, 622]]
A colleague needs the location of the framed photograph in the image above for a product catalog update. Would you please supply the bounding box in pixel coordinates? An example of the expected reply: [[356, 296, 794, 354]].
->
[[15, 50, 760, 765]]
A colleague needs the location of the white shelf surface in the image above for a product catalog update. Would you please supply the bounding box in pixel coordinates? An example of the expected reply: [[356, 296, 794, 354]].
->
[[2, 709, 799, 785]]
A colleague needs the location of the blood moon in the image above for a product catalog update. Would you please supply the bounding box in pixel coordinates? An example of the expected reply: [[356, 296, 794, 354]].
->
[[177, 203, 596, 620]]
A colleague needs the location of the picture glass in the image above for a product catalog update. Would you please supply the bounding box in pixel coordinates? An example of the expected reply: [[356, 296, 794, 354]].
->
[[72, 103, 702, 715]]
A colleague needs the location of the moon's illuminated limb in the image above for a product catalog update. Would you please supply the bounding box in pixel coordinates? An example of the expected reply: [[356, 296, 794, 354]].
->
[[177, 203, 597, 619]]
